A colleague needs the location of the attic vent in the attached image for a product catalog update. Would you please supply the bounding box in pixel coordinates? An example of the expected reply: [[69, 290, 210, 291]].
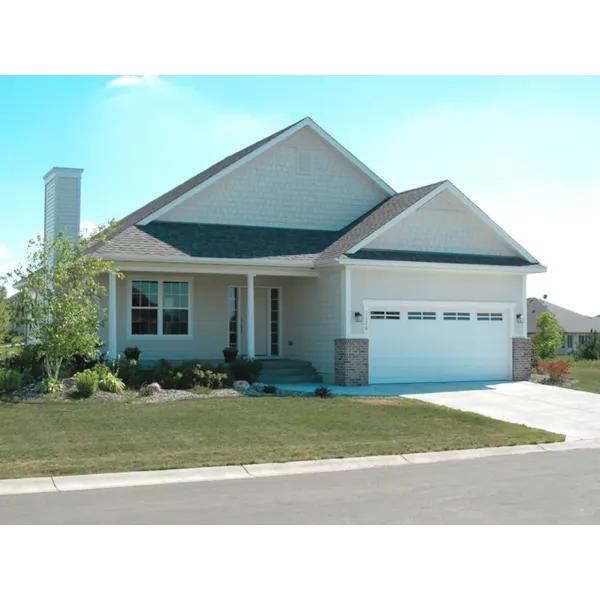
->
[[296, 149, 311, 175]]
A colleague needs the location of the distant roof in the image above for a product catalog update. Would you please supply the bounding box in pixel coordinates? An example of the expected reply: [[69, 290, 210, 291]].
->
[[527, 298, 600, 333]]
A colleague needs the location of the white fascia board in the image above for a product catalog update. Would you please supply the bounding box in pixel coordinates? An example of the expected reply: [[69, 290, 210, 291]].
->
[[98, 254, 314, 268], [444, 182, 540, 264], [339, 257, 547, 274], [363, 299, 516, 310], [138, 117, 394, 226], [345, 181, 450, 254]]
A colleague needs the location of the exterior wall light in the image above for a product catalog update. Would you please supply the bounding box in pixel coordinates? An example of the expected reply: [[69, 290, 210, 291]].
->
[[517, 313, 524, 323], [354, 312, 363, 323]]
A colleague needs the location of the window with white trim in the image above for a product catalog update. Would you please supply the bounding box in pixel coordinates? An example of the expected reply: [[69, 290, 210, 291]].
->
[[579, 335, 586, 345], [567, 334, 573, 349], [370, 310, 400, 320], [131, 280, 190, 336], [477, 312, 503, 321], [408, 311, 436, 320], [443, 312, 471, 321]]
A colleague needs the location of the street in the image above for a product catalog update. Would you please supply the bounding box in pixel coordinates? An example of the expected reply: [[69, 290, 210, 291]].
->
[[2, 448, 600, 524]]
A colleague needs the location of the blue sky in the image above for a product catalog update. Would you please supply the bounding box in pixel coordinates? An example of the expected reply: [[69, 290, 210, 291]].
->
[[1, 76, 599, 313]]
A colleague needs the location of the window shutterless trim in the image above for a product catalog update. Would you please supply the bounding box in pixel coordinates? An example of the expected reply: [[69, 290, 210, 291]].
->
[[127, 276, 193, 339]]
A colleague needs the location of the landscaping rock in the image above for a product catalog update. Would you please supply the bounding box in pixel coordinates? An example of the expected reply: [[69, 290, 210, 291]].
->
[[142, 382, 162, 396], [233, 380, 250, 392]]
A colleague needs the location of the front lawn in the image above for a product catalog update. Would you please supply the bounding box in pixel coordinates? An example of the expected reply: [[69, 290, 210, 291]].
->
[[568, 361, 600, 394], [0, 396, 563, 479]]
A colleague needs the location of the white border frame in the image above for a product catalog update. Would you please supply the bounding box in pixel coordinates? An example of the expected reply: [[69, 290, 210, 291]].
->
[[360, 299, 516, 383], [229, 286, 283, 358], [137, 117, 396, 225], [127, 275, 194, 340]]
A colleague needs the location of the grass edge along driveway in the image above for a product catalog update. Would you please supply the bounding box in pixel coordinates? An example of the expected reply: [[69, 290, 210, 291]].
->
[[0, 396, 564, 479]]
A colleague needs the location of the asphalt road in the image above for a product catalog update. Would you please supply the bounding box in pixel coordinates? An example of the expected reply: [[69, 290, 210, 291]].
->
[[2, 449, 600, 524]]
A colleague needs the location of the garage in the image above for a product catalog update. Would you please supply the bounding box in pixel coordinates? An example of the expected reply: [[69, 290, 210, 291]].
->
[[367, 304, 511, 384]]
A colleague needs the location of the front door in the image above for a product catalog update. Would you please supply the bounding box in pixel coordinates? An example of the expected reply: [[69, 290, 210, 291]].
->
[[240, 287, 269, 356]]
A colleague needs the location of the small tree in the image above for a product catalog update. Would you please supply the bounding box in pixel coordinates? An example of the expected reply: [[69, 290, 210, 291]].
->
[[2, 228, 122, 380], [575, 330, 600, 361], [535, 312, 564, 359], [0, 285, 9, 343]]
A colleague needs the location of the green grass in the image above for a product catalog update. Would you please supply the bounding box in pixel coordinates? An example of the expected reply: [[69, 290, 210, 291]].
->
[[544, 356, 600, 394], [0, 396, 563, 479]]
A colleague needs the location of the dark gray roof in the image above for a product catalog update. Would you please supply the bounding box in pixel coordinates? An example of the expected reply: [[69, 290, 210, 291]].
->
[[350, 249, 535, 266], [319, 181, 447, 260], [100, 222, 340, 261], [527, 298, 600, 334]]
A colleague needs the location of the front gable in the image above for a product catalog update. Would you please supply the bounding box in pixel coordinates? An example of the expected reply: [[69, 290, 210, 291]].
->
[[363, 188, 520, 257], [154, 125, 391, 231]]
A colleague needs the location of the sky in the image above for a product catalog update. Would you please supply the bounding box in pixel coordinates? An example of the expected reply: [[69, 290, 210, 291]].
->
[[1, 75, 599, 313]]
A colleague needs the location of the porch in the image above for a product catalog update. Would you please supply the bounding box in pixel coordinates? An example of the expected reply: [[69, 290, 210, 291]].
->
[[101, 263, 334, 378]]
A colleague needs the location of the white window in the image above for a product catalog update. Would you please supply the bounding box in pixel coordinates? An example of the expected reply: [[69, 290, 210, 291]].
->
[[579, 335, 586, 345], [408, 311, 436, 321], [130, 279, 191, 336], [567, 335, 573, 349], [443, 312, 471, 321]]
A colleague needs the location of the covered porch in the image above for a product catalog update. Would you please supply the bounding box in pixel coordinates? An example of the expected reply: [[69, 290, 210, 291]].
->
[[102, 261, 321, 366]]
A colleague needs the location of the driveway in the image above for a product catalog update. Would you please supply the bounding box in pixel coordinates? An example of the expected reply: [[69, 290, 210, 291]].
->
[[279, 381, 600, 439]]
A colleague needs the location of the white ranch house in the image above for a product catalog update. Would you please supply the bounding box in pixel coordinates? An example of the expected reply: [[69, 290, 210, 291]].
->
[[41, 117, 545, 385]]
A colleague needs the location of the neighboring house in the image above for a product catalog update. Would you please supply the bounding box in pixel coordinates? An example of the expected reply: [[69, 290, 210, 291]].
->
[[527, 298, 600, 355], [41, 117, 545, 385]]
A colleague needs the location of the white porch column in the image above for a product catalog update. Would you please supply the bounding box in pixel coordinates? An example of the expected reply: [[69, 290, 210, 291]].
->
[[246, 272, 255, 358], [108, 272, 118, 358]]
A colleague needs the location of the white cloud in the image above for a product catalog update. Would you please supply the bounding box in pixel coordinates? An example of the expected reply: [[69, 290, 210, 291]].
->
[[80, 220, 99, 237], [107, 75, 159, 88]]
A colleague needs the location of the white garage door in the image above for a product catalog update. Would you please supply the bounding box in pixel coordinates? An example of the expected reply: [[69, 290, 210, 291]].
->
[[368, 307, 511, 384]]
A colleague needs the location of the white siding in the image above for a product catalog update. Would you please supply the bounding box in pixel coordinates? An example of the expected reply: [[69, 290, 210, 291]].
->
[[158, 127, 388, 231], [349, 267, 523, 336], [365, 190, 519, 256], [284, 267, 342, 383], [111, 273, 298, 362]]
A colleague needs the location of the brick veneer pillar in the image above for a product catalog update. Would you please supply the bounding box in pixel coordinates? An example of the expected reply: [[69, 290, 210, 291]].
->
[[334, 339, 369, 386], [512, 338, 532, 381]]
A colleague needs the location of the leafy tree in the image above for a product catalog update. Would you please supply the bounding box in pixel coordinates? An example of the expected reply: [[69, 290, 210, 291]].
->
[[0, 285, 9, 342], [1, 228, 122, 380], [535, 312, 565, 359], [574, 330, 600, 361]]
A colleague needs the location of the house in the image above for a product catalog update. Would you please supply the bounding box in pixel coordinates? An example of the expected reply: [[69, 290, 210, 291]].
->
[[41, 117, 545, 385], [527, 298, 600, 355]]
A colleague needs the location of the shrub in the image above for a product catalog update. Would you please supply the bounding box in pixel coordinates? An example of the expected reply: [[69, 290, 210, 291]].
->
[[0, 368, 24, 392], [37, 378, 63, 394], [148, 359, 176, 388], [112, 357, 140, 387], [92, 363, 125, 393], [530, 335, 541, 372], [574, 331, 600, 361], [74, 369, 99, 397], [539, 359, 570, 384], [229, 356, 262, 384], [193, 368, 228, 389], [123, 346, 142, 361], [222, 346, 238, 363], [314, 385, 332, 398], [1, 343, 44, 380], [263, 385, 277, 394]]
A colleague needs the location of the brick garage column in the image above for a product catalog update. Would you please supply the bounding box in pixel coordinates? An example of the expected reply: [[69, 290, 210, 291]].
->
[[512, 338, 533, 381], [335, 339, 369, 386]]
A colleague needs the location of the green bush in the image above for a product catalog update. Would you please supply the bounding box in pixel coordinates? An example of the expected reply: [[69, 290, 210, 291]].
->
[[574, 331, 600, 361], [314, 385, 332, 398], [0, 368, 24, 392], [1, 344, 44, 380], [148, 359, 176, 388], [37, 378, 63, 394], [192, 367, 228, 389], [92, 363, 125, 393], [536, 313, 565, 359], [74, 369, 99, 397], [112, 357, 140, 386], [123, 346, 142, 361], [229, 356, 262, 384]]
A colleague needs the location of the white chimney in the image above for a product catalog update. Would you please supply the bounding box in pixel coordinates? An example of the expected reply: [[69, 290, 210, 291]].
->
[[43, 167, 83, 244]]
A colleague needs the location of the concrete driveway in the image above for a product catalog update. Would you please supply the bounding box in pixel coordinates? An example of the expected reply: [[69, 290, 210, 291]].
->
[[279, 381, 600, 440]]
